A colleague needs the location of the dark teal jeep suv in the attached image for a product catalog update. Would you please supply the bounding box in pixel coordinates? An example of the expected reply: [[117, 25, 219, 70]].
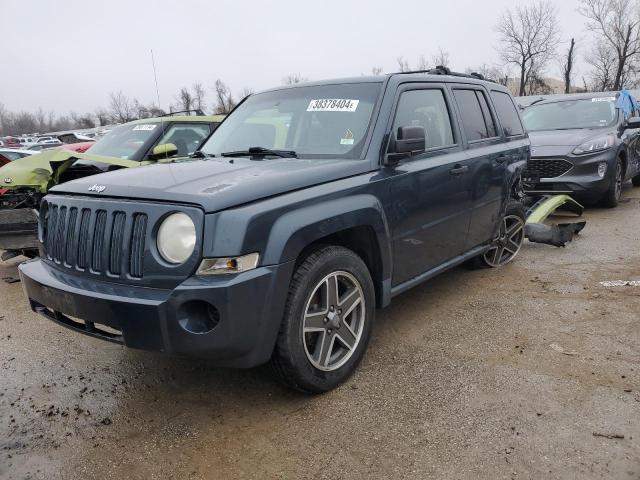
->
[[19, 68, 529, 392]]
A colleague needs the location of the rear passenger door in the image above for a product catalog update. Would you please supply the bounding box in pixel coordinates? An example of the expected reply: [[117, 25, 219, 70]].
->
[[388, 84, 472, 285], [449, 86, 508, 249]]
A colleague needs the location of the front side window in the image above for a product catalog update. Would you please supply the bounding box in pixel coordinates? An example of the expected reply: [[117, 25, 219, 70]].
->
[[391, 89, 455, 150], [201, 83, 382, 159], [491, 91, 524, 136], [453, 89, 495, 142], [153, 123, 211, 157], [522, 97, 618, 131], [89, 123, 159, 159]]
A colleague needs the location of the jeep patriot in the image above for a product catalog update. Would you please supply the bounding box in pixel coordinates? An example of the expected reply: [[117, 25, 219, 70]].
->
[[19, 68, 529, 392]]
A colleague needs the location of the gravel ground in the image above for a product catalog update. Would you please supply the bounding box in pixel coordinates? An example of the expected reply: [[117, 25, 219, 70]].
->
[[1, 187, 639, 480]]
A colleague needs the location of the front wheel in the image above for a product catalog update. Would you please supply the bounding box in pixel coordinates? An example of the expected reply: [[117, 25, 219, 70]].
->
[[270, 246, 375, 393], [601, 159, 623, 208], [632, 173, 640, 187]]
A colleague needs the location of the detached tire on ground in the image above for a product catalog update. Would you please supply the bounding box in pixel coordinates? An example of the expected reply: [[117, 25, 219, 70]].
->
[[466, 201, 526, 269], [270, 246, 375, 393], [601, 158, 624, 208]]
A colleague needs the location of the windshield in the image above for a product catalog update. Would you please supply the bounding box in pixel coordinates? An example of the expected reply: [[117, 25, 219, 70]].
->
[[88, 122, 159, 159], [522, 97, 618, 131], [200, 83, 382, 159]]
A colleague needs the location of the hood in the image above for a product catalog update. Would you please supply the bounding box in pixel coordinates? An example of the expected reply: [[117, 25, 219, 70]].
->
[[51, 157, 368, 213], [528, 128, 616, 156], [0, 148, 140, 191]]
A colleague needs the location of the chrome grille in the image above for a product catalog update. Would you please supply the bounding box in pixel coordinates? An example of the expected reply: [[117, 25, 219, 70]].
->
[[528, 158, 573, 178]]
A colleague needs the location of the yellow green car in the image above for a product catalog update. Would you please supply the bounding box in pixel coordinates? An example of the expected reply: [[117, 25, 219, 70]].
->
[[0, 114, 224, 257]]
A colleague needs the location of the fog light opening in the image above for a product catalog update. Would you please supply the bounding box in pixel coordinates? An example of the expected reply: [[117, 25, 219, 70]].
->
[[597, 162, 608, 178], [177, 301, 220, 334]]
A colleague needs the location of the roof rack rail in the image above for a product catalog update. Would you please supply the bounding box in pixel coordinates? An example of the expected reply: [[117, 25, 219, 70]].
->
[[161, 109, 205, 117], [392, 66, 495, 83]]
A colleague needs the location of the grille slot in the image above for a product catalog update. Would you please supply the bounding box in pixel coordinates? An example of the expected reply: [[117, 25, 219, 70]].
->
[[129, 214, 148, 279], [528, 158, 573, 178], [91, 210, 107, 272], [77, 209, 92, 269], [109, 212, 126, 275], [64, 207, 78, 266]]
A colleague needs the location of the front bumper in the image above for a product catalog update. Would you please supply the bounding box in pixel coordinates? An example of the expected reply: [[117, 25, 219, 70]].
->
[[523, 151, 616, 200], [19, 258, 295, 367]]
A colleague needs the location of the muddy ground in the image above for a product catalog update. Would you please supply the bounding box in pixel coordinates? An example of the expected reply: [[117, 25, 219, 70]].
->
[[1, 187, 639, 480]]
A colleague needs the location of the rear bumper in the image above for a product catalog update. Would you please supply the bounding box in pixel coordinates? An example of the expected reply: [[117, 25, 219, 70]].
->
[[19, 258, 295, 367], [0, 208, 38, 251]]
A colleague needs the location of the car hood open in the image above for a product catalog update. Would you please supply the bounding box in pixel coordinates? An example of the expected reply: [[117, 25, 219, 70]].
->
[[0, 148, 141, 192], [51, 157, 368, 213]]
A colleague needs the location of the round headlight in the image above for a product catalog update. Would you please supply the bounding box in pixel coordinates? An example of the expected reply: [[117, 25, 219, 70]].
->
[[157, 213, 196, 264]]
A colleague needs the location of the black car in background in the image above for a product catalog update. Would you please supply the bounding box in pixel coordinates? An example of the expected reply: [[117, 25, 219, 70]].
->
[[520, 92, 640, 207]]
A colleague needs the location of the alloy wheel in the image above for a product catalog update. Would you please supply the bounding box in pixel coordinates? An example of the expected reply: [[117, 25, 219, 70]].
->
[[483, 214, 525, 267], [302, 271, 366, 371], [614, 162, 623, 201]]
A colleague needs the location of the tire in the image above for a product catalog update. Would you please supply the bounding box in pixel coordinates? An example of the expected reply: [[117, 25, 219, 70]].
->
[[601, 158, 623, 208], [466, 201, 526, 269], [270, 245, 375, 393], [632, 174, 640, 187]]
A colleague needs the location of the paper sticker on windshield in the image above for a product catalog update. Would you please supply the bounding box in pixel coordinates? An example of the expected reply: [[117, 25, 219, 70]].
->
[[592, 97, 615, 102], [307, 99, 359, 112], [340, 129, 355, 145], [133, 124, 157, 131]]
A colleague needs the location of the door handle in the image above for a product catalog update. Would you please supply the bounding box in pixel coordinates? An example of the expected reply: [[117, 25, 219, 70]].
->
[[449, 164, 469, 176]]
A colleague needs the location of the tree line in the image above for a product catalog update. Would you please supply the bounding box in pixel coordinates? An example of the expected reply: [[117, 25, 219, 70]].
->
[[0, 78, 248, 137], [2, 0, 640, 136]]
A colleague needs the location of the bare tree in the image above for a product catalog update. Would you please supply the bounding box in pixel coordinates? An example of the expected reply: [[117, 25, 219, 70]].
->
[[94, 108, 110, 126], [192, 82, 206, 112], [416, 54, 429, 70], [371, 66, 383, 75], [431, 48, 450, 68], [496, 0, 561, 96], [108, 90, 134, 123], [586, 38, 617, 90], [562, 38, 577, 93], [282, 73, 308, 85], [396, 56, 411, 72], [175, 87, 193, 112], [579, 0, 640, 90], [212, 79, 235, 114]]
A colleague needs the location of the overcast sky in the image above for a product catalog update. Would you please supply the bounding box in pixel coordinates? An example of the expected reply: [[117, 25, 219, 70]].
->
[[2, 0, 587, 114]]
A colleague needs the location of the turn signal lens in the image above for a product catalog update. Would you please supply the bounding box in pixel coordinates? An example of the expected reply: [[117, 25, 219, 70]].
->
[[197, 253, 259, 275]]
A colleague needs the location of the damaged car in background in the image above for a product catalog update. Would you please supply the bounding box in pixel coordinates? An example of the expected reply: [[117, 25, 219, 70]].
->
[[520, 91, 640, 208], [0, 113, 224, 259]]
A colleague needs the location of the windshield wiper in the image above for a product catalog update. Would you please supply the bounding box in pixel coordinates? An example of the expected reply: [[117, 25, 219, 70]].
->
[[221, 147, 298, 159]]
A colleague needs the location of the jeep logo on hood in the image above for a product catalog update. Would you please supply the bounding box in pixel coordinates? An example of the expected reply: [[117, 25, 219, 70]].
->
[[88, 184, 106, 193]]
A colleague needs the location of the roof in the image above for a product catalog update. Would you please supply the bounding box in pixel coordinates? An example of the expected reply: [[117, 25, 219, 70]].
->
[[128, 114, 226, 124], [516, 91, 619, 107], [259, 72, 500, 95]]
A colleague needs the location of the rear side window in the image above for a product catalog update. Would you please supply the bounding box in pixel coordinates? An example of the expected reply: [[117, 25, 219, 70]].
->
[[453, 89, 497, 141], [490, 91, 524, 136], [392, 89, 455, 150]]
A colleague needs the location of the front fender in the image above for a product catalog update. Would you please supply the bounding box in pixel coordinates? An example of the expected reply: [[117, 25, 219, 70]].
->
[[264, 194, 390, 267]]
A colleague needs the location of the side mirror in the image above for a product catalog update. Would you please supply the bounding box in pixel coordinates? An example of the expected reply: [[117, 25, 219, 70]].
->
[[149, 143, 178, 160], [625, 116, 640, 130], [385, 126, 426, 166]]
